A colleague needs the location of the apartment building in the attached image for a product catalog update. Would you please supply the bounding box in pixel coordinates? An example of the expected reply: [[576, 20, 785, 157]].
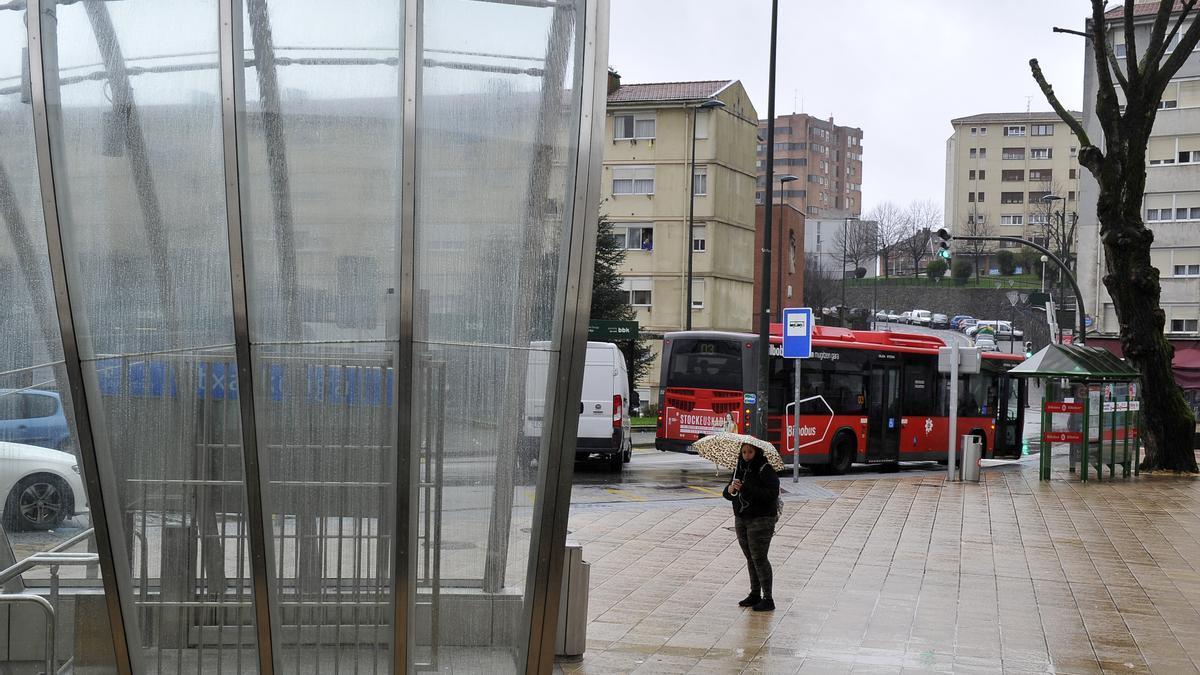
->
[[756, 114, 863, 218], [945, 112, 1083, 273], [1078, 2, 1200, 344], [752, 203, 805, 330], [603, 76, 759, 394]]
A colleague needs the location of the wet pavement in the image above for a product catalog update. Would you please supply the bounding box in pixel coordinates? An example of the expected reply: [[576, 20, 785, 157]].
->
[[561, 452, 1200, 674]]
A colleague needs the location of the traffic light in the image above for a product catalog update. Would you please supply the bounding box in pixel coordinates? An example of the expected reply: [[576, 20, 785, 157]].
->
[[935, 228, 952, 263], [1024, 341, 1034, 358]]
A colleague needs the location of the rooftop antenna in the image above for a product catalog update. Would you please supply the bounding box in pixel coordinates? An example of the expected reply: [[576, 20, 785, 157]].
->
[[793, 88, 798, 114], [1025, 95, 1033, 113]]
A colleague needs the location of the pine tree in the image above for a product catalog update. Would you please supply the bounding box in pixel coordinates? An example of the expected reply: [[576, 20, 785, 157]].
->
[[591, 217, 654, 400]]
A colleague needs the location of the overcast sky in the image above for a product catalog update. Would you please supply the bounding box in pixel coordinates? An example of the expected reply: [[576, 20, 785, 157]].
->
[[609, 0, 1090, 215]]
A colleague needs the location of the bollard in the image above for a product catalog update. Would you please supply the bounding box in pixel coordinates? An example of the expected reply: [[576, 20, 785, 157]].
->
[[555, 543, 589, 661], [960, 435, 982, 483]]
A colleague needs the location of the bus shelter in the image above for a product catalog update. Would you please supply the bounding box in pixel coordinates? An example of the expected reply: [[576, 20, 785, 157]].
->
[[1009, 345, 1141, 482]]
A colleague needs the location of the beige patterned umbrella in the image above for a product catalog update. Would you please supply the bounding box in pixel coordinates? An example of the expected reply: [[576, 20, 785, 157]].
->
[[692, 432, 786, 472]]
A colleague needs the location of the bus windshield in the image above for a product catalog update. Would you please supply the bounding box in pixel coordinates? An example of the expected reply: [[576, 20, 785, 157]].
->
[[666, 338, 743, 391]]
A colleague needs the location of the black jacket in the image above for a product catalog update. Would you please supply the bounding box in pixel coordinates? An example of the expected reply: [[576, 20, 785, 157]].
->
[[722, 451, 780, 518]]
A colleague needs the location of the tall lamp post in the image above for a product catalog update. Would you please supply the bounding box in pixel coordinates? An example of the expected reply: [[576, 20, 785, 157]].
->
[[775, 174, 798, 319], [755, 0, 780, 438], [1040, 254, 1049, 292], [685, 98, 726, 330], [840, 215, 858, 321]]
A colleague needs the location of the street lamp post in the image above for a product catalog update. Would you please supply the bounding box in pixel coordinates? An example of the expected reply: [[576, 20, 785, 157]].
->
[[685, 98, 726, 331], [755, 0, 780, 438], [1040, 254, 1049, 292], [776, 174, 797, 319]]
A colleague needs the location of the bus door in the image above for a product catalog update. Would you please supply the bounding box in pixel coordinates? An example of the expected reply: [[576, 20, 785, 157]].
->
[[867, 364, 901, 461], [994, 375, 1026, 457]]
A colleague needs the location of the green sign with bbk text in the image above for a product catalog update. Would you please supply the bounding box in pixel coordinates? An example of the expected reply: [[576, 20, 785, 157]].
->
[[588, 320, 639, 340]]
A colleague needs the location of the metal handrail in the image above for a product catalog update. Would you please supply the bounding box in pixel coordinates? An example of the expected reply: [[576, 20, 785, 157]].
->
[[0, 594, 55, 675], [0, 551, 100, 588], [49, 527, 94, 553]]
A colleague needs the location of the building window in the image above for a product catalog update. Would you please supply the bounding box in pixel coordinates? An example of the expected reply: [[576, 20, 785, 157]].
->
[[612, 165, 655, 195], [969, 170, 976, 180], [968, 192, 975, 203], [692, 224, 707, 252], [1001, 192, 1024, 204], [614, 113, 655, 140], [622, 278, 653, 306], [1004, 125, 1026, 136], [1029, 212, 1050, 225], [979, 127, 987, 135], [1180, 150, 1200, 164], [978, 170, 986, 180], [1029, 191, 1051, 203], [979, 148, 987, 159], [1003, 148, 1025, 160], [977, 192, 985, 203], [1159, 99, 1178, 110], [1002, 170, 1025, 182], [693, 166, 708, 196], [1174, 264, 1200, 277], [1030, 148, 1052, 160], [1115, 42, 1127, 57], [1069, 169, 1077, 179], [614, 224, 654, 250], [1146, 208, 1168, 221], [691, 279, 705, 309], [969, 148, 977, 159], [1029, 169, 1053, 181], [1070, 146, 1078, 157], [1031, 124, 1054, 136], [1001, 215, 1023, 225], [1068, 191, 1076, 201], [1170, 318, 1199, 333]]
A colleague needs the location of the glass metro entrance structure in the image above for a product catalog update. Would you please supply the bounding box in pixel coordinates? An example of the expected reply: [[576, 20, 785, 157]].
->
[[0, 0, 608, 671]]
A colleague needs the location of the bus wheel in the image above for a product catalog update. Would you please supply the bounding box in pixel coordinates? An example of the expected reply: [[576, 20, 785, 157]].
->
[[829, 434, 854, 475]]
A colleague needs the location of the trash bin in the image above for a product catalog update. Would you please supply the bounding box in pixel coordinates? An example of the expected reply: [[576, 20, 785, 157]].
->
[[555, 542, 589, 661], [961, 434, 982, 482]]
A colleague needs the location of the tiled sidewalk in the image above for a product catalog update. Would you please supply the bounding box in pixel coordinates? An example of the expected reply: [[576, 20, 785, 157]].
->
[[561, 464, 1200, 673]]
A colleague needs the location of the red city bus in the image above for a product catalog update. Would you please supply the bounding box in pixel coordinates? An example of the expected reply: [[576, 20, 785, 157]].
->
[[655, 325, 1026, 473]]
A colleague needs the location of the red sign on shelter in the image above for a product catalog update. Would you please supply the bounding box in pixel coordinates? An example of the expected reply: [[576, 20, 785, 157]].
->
[[1043, 431, 1084, 443], [1044, 401, 1084, 414]]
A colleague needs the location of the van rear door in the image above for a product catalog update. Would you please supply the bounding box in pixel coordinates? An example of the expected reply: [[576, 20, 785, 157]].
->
[[577, 345, 615, 441]]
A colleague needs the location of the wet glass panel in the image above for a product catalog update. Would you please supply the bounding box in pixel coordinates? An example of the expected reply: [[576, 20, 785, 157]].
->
[[40, 1, 257, 669], [415, 0, 583, 668], [0, 6, 115, 672], [238, 0, 402, 670]]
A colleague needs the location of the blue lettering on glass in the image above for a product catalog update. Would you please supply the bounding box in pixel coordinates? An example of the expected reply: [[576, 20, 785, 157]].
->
[[888, 418, 895, 429]]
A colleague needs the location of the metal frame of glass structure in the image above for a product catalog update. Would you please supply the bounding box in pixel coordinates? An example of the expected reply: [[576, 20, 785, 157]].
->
[[5, 0, 609, 671]]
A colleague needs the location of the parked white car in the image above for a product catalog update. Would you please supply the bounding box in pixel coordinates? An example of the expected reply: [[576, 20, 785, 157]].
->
[[910, 309, 932, 327], [0, 441, 88, 531]]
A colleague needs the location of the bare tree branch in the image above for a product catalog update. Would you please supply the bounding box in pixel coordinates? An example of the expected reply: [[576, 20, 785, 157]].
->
[[1029, 58, 1093, 148], [1124, 0, 1139, 80], [1152, 2, 1200, 92], [1142, 0, 1179, 75], [1105, 33, 1132, 93]]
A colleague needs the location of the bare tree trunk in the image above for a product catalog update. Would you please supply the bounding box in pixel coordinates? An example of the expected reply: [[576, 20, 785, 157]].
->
[[1096, 163, 1197, 472]]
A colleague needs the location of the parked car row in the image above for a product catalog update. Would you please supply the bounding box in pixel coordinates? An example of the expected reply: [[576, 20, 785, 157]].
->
[[874, 312, 1024, 346]]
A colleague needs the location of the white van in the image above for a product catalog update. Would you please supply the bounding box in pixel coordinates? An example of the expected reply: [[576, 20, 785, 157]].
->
[[522, 341, 632, 473]]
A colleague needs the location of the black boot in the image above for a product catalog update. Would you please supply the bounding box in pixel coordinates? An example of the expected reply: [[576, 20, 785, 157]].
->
[[752, 598, 775, 612], [738, 592, 761, 607]]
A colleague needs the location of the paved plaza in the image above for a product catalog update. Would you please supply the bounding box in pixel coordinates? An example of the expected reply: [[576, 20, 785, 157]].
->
[[562, 457, 1200, 674]]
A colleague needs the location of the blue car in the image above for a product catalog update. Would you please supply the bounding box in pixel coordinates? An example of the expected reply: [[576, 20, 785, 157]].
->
[[950, 315, 974, 330], [0, 390, 71, 451]]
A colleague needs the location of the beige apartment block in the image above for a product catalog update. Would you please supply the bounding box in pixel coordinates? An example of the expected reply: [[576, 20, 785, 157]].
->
[[603, 77, 758, 394], [945, 112, 1082, 272]]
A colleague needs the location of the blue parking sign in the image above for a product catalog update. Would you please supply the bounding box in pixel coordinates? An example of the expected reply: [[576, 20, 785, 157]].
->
[[782, 307, 813, 359]]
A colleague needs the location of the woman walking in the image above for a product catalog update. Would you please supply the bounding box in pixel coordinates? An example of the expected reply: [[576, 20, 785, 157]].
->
[[723, 442, 780, 612]]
